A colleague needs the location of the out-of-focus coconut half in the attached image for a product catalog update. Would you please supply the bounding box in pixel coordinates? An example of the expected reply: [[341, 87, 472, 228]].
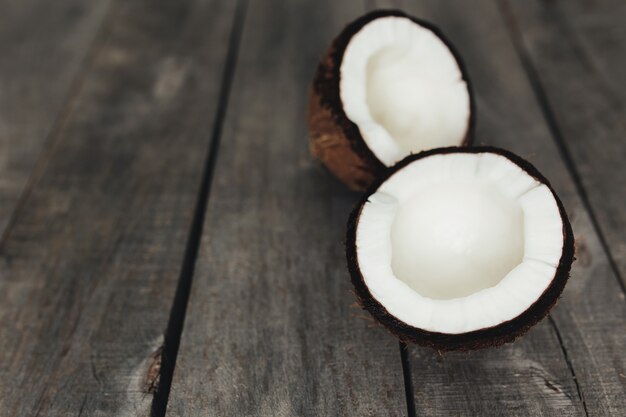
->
[[309, 10, 475, 190], [346, 147, 574, 350]]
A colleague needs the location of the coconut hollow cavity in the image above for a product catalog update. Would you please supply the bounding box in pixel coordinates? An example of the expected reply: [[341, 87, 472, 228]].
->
[[309, 10, 475, 190], [346, 147, 574, 351]]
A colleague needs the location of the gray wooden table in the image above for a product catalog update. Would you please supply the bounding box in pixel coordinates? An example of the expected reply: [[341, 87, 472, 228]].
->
[[0, 0, 624, 415]]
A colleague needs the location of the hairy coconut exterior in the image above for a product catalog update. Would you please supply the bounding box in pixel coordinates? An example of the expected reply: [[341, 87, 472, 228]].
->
[[346, 146, 575, 351], [309, 10, 476, 191]]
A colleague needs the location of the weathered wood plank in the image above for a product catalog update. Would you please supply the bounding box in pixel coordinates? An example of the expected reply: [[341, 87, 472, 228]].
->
[[503, 0, 626, 287], [0, 0, 111, 235], [0, 0, 238, 415], [167, 0, 407, 415], [385, 0, 626, 415], [406, 334, 583, 416], [368, 1, 585, 416]]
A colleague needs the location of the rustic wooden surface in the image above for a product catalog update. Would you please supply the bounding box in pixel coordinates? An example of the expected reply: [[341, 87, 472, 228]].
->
[[0, 0, 624, 416], [0, 0, 111, 237], [166, 0, 408, 415], [0, 0, 238, 415]]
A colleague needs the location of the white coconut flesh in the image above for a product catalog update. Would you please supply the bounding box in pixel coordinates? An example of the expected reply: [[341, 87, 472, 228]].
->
[[340, 16, 471, 166], [355, 152, 565, 334]]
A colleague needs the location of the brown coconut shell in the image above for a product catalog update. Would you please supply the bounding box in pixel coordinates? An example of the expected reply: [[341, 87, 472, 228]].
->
[[346, 146, 575, 351], [308, 10, 476, 191]]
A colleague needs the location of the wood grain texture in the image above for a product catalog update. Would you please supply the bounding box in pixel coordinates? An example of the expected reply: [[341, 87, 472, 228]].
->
[[503, 0, 626, 287], [380, 0, 626, 415], [0, 0, 238, 415], [0, 0, 111, 235], [167, 0, 407, 415]]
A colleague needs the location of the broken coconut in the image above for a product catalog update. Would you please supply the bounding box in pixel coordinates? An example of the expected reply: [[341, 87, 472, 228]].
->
[[309, 10, 475, 190], [346, 147, 574, 350]]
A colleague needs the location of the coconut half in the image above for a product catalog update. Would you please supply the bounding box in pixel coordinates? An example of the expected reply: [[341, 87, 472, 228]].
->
[[346, 147, 574, 350], [309, 10, 475, 190]]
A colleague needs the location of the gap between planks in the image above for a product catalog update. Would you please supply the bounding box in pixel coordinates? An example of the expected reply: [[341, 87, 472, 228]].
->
[[149, 0, 250, 415], [400, 342, 417, 417], [548, 316, 589, 417]]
